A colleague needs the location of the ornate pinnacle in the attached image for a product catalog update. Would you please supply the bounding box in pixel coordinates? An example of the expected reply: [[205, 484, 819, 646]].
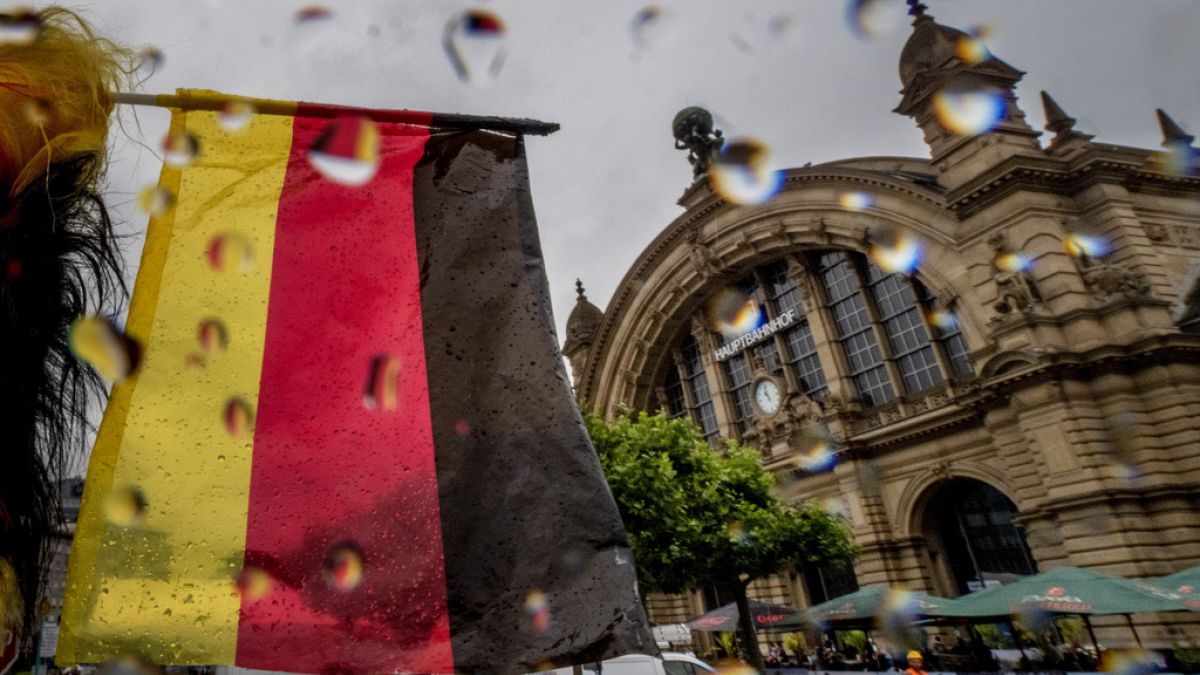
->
[[1040, 91, 1076, 137], [1156, 109, 1195, 147], [575, 278, 587, 301], [907, 0, 931, 22]]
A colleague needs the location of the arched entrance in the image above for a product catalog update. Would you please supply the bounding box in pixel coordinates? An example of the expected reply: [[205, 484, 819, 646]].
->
[[919, 478, 1037, 596]]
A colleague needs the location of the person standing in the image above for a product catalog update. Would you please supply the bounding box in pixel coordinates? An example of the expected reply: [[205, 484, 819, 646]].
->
[[905, 650, 928, 675]]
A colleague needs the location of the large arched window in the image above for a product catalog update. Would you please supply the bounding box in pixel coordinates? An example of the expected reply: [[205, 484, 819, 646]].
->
[[656, 249, 974, 441]]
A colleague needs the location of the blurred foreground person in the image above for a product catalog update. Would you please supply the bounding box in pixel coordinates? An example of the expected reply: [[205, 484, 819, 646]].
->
[[0, 6, 130, 640], [904, 650, 928, 675]]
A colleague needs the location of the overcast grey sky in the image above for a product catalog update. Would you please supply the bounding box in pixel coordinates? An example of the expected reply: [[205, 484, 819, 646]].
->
[[87, 0, 1200, 348]]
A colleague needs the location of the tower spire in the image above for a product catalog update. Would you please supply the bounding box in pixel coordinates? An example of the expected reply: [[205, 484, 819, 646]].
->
[[1157, 109, 1195, 147], [1040, 91, 1076, 137], [575, 278, 587, 301], [906, 0, 931, 23]]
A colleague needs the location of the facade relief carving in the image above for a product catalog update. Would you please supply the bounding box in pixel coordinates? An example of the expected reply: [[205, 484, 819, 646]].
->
[[686, 226, 726, 280], [988, 232, 1043, 321]]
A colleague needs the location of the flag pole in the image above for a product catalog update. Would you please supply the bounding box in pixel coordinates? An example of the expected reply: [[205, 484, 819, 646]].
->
[[112, 92, 560, 136]]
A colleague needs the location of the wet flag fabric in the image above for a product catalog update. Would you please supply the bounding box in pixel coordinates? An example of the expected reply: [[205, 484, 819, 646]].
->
[[59, 91, 652, 674]]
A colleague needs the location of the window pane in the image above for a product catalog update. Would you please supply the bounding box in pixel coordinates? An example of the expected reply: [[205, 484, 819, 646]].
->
[[722, 352, 755, 433], [864, 263, 944, 394], [681, 337, 720, 444], [816, 252, 894, 407], [663, 365, 687, 418], [765, 261, 829, 398], [914, 282, 976, 378]]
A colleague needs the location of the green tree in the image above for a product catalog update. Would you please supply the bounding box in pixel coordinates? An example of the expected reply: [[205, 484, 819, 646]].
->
[[586, 411, 856, 672]]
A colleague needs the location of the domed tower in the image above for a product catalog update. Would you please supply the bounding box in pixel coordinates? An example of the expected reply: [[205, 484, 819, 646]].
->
[[894, 1, 1040, 187], [562, 279, 604, 394]]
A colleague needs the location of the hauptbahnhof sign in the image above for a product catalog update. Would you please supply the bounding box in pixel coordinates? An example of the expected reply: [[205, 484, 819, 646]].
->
[[713, 308, 797, 362]]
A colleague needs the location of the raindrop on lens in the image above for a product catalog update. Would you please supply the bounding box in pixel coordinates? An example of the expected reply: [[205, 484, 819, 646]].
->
[[927, 308, 958, 332], [630, 6, 664, 48], [955, 25, 991, 65], [1099, 649, 1160, 675], [363, 355, 401, 411], [22, 98, 50, 126], [846, 0, 906, 40], [205, 231, 255, 273], [68, 315, 140, 383], [236, 566, 273, 602], [1063, 233, 1110, 259], [218, 101, 255, 132], [161, 131, 199, 167], [105, 486, 147, 527], [819, 496, 850, 520], [295, 5, 332, 23], [323, 542, 364, 591], [839, 191, 872, 211], [996, 252, 1033, 274], [709, 138, 783, 206], [197, 318, 229, 355], [443, 9, 506, 82], [1159, 141, 1198, 177], [876, 588, 922, 649], [797, 427, 836, 473], [455, 418, 471, 436], [0, 8, 42, 45], [869, 227, 923, 274], [223, 397, 254, 438], [524, 590, 551, 633], [137, 185, 175, 216], [933, 87, 1006, 135], [308, 116, 380, 186], [96, 653, 160, 675], [135, 46, 164, 77], [708, 288, 764, 338]]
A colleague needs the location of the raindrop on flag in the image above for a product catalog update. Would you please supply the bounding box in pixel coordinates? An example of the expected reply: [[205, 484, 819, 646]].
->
[[363, 354, 401, 411], [308, 116, 381, 186], [136, 185, 175, 216], [68, 315, 140, 383], [218, 100, 255, 132], [0, 8, 42, 45], [105, 486, 147, 527], [162, 131, 199, 167], [205, 231, 255, 273], [236, 566, 274, 602], [223, 397, 254, 438], [443, 9, 506, 82], [709, 138, 784, 205], [197, 318, 229, 355], [323, 542, 364, 591]]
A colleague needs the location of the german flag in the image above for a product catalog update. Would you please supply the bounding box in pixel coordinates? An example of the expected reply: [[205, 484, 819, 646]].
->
[[59, 91, 652, 674]]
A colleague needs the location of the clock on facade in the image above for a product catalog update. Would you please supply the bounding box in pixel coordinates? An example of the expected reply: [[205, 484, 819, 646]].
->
[[752, 377, 783, 417]]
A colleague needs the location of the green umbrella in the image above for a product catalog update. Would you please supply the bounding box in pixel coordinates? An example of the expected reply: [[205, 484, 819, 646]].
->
[[776, 585, 952, 628], [1153, 566, 1200, 609], [940, 566, 1194, 618]]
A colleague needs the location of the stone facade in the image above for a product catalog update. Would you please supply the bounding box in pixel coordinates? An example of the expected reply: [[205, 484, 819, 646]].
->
[[568, 8, 1200, 651]]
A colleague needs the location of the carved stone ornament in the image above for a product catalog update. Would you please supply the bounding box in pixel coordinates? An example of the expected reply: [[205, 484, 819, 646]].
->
[[1144, 222, 1168, 242], [1077, 258, 1152, 300], [686, 226, 726, 279], [989, 234, 1042, 315]]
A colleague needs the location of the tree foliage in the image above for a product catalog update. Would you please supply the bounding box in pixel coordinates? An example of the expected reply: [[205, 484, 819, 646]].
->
[[585, 410, 857, 593]]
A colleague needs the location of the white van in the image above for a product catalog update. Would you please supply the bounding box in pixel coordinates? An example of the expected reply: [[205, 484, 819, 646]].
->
[[541, 652, 717, 675]]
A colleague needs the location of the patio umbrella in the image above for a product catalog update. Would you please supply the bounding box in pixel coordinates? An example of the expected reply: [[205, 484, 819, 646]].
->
[[940, 566, 1194, 618], [775, 584, 953, 629], [684, 599, 800, 631], [1154, 565, 1200, 606]]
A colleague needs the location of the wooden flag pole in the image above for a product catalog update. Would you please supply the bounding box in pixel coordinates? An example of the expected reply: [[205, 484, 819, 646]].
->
[[113, 91, 560, 136]]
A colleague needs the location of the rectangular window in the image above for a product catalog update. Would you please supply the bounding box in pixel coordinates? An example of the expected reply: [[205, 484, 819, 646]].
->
[[816, 252, 894, 407], [764, 261, 828, 398], [722, 352, 755, 433], [914, 283, 975, 378], [663, 366, 687, 419], [865, 264, 943, 394], [681, 337, 720, 444]]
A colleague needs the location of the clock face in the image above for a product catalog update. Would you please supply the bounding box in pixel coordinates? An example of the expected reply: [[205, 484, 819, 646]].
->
[[754, 378, 782, 416]]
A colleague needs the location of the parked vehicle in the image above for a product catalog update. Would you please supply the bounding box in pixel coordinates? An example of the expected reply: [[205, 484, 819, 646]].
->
[[540, 652, 716, 675]]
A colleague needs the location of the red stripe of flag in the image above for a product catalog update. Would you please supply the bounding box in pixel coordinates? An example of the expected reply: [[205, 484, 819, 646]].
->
[[236, 117, 454, 673]]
